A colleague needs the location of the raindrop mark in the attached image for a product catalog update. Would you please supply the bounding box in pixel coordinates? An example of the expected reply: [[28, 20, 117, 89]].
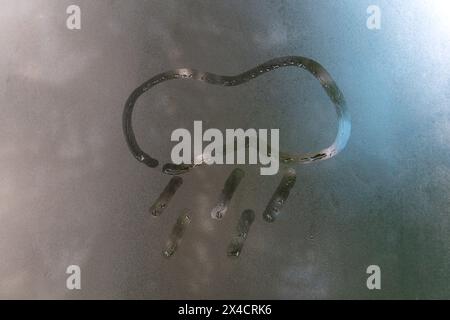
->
[[211, 168, 245, 220], [263, 168, 297, 222], [163, 211, 191, 258], [227, 209, 255, 258], [308, 217, 317, 241], [149, 176, 183, 216]]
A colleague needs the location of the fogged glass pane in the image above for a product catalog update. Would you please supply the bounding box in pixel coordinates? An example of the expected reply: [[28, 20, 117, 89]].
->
[[1, 0, 449, 299]]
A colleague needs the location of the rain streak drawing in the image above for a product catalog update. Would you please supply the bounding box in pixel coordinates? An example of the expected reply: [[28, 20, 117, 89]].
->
[[122, 56, 351, 258]]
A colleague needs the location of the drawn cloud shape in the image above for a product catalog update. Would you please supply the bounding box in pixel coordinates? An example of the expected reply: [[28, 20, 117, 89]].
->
[[122, 56, 351, 174]]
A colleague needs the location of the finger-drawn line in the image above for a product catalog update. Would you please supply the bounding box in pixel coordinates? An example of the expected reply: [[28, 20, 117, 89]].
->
[[163, 210, 191, 258], [149, 176, 183, 216], [210, 168, 245, 220], [263, 168, 297, 222], [123, 56, 351, 174], [227, 209, 255, 257]]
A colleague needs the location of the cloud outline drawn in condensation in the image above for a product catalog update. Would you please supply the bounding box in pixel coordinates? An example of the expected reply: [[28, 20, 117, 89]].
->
[[122, 55, 351, 174]]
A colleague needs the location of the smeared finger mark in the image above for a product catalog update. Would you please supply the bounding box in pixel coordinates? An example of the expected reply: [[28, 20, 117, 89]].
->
[[163, 211, 191, 258], [210, 168, 245, 220], [263, 168, 297, 222], [150, 176, 183, 216], [227, 209, 255, 258]]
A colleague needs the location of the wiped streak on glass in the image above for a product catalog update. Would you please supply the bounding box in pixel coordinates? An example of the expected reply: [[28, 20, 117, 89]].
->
[[163, 211, 191, 258], [122, 56, 351, 175], [227, 209, 255, 257], [210, 168, 245, 220], [263, 168, 297, 222], [150, 176, 183, 216]]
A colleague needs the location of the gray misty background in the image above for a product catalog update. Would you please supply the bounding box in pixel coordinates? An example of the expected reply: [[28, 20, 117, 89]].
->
[[0, 0, 450, 299]]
